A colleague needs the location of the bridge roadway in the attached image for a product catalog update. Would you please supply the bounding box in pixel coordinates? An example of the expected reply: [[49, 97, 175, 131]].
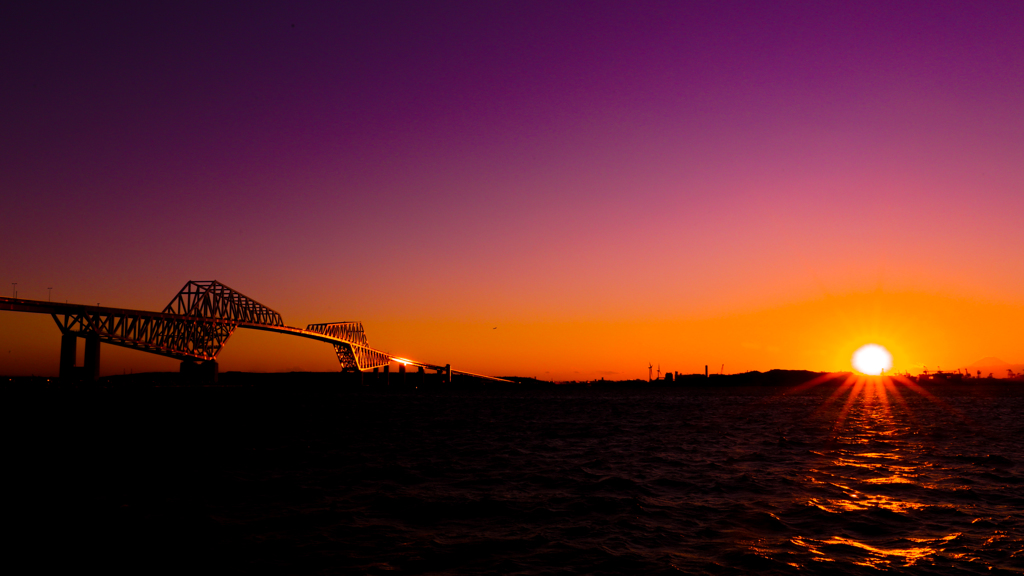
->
[[0, 294, 509, 383]]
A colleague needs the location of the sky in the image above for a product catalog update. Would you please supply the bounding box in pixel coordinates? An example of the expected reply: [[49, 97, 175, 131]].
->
[[2, 1, 1022, 379]]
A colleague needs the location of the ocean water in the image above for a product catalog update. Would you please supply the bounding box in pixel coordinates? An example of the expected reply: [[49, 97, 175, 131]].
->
[[19, 379, 1024, 574]]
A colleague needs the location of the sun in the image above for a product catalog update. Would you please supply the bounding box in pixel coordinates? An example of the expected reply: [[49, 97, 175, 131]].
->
[[851, 343, 893, 375]]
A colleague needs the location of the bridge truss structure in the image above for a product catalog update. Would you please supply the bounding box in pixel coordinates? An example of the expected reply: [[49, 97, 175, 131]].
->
[[0, 280, 507, 382]]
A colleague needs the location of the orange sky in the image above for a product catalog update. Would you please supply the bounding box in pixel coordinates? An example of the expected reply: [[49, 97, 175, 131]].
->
[[2, 288, 1021, 380], [2, 4, 1022, 379]]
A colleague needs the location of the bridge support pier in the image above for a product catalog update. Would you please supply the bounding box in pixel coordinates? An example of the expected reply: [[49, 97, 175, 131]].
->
[[180, 360, 218, 384], [384, 364, 390, 385], [435, 364, 451, 384], [203, 360, 218, 383], [58, 332, 100, 382], [59, 333, 77, 381], [84, 333, 100, 381], [399, 363, 406, 385], [341, 369, 362, 385]]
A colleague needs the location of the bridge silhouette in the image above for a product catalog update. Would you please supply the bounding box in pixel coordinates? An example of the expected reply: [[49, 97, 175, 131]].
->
[[0, 280, 507, 383]]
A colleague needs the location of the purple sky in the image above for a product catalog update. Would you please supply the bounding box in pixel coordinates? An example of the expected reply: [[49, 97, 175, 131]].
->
[[2, 2, 1022, 377]]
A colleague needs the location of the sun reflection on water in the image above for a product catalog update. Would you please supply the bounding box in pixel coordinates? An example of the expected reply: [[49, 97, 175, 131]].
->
[[792, 534, 961, 568], [784, 374, 977, 568]]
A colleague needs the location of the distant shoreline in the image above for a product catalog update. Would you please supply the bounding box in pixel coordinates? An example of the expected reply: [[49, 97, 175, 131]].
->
[[5, 368, 1023, 390]]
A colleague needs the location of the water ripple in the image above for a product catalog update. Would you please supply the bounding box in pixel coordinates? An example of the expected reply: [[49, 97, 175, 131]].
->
[[19, 380, 1024, 574]]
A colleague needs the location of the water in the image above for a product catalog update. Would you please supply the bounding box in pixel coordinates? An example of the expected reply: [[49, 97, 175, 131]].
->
[[18, 379, 1024, 573]]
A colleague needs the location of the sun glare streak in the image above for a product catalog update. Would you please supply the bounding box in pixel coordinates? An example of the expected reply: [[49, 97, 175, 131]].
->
[[786, 371, 846, 394], [782, 368, 981, 447], [874, 378, 891, 416], [882, 377, 923, 430], [803, 373, 859, 424], [832, 377, 867, 435], [891, 374, 979, 430]]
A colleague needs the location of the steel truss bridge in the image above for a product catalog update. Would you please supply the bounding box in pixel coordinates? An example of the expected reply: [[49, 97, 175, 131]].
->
[[0, 280, 507, 383]]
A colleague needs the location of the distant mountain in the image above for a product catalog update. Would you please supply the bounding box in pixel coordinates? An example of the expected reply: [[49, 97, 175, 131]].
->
[[968, 357, 1011, 368], [967, 357, 1024, 378]]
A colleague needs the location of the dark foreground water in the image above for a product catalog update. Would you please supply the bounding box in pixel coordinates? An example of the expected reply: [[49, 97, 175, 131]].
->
[[15, 379, 1024, 574]]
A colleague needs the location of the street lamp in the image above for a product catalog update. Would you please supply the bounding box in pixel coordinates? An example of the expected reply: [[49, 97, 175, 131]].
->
[[11, 283, 16, 298], [48, 287, 53, 302]]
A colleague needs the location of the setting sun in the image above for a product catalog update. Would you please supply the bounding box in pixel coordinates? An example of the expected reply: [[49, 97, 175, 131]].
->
[[852, 344, 893, 375]]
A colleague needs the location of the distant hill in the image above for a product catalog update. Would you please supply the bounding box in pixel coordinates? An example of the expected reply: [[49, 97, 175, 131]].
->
[[967, 357, 1024, 379], [970, 357, 1011, 368]]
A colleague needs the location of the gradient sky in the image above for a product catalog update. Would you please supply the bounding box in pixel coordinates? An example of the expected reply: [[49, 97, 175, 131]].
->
[[2, 1, 1022, 379]]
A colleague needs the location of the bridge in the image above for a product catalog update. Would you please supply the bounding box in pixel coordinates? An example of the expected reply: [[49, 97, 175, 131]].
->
[[0, 280, 508, 383]]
